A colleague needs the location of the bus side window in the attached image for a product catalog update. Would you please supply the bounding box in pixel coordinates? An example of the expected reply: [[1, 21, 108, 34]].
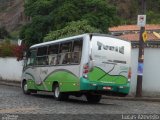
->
[[27, 50, 36, 66], [58, 42, 72, 65], [48, 44, 59, 65], [71, 39, 82, 64], [36, 46, 48, 65]]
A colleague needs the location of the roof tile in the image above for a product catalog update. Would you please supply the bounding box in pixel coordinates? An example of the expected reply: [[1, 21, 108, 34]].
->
[[109, 24, 160, 32], [118, 33, 159, 41]]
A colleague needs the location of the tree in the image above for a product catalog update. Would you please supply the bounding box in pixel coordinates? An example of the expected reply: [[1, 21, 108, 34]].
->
[[44, 20, 101, 41], [24, 0, 55, 17], [146, 0, 160, 24], [50, 0, 120, 32], [20, 0, 120, 46], [147, 11, 160, 24], [108, 0, 160, 24], [20, 15, 52, 46]]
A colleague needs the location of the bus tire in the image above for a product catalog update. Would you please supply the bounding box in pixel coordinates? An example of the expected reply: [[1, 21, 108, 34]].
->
[[86, 94, 102, 103], [30, 90, 37, 94], [22, 80, 31, 95], [53, 83, 68, 101]]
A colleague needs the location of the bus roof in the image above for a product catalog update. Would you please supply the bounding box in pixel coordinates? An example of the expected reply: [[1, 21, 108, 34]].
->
[[30, 33, 130, 49], [30, 34, 88, 49]]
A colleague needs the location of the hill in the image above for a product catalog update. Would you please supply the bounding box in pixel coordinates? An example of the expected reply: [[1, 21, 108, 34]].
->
[[0, 0, 160, 32], [0, 0, 26, 32], [109, 0, 160, 24]]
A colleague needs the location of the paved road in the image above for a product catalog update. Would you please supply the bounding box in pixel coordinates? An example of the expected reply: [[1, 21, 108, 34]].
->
[[0, 85, 160, 120]]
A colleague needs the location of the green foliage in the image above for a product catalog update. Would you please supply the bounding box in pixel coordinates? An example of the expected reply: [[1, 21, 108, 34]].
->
[[23, 0, 160, 44], [20, 0, 120, 46], [44, 20, 101, 41], [24, 0, 55, 17], [0, 39, 26, 59], [50, 0, 120, 31], [147, 11, 160, 24], [50, 1, 81, 30], [109, 0, 160, 25], [0, 39, 14, 57], [20, 15, 52, 46]]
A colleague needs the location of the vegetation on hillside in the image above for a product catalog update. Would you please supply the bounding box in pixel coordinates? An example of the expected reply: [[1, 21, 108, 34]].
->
[[1, 0, 160, 47], [44, 20, 101, 41], [108, 0, 160, 24], [19, 0, 120, 46]]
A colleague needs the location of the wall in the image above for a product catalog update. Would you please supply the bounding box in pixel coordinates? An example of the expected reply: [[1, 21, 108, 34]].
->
[[130, 48, 138, 96], [143, 48, 160, 96], [0, 57, 23, 81], [130, 48, 160, 97]]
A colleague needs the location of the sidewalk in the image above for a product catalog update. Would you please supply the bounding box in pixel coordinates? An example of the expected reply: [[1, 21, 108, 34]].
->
[[1, 80, 160, 102], [103, 96, 160, 102]]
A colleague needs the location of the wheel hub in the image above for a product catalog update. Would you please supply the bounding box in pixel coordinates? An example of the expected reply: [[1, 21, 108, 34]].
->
[[55, 87, 60, 98], [24, 84, 28, 92]]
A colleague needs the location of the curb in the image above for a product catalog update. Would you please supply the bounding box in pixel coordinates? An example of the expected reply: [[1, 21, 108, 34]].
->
[[103, 96, 160, 102], [1, 80, 160, 102], [0, 80, 21, 87]]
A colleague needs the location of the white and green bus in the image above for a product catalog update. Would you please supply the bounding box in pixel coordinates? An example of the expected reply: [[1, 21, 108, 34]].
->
[[22, 33, 131, 103]]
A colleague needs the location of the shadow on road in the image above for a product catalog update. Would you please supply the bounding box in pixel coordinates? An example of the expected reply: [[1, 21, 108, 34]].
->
[[30, 93, 118, 106]]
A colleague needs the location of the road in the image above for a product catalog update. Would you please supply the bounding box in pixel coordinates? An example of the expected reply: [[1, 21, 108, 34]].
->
[[0, 85, 160, 120]]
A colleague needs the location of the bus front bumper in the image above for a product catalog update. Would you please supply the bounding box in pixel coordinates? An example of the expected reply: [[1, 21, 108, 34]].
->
[[80, 78, 130, 95]]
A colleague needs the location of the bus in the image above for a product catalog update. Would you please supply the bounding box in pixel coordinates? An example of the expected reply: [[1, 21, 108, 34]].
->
[[21, 33, 131, 103]]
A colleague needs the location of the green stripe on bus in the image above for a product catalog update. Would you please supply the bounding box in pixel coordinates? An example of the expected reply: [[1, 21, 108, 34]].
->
[[88, 67, 128, 84], [27, 70, 80, 92]]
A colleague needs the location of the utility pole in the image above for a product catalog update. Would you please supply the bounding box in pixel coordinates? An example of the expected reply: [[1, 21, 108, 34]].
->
[[136, 0, 146, 97]]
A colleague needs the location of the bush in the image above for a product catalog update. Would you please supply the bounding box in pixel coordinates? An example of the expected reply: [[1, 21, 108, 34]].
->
[[0, 40, 14, 57], [0, 40, 27, 61], [44, 20, 101, 41], [13, 44, 27, 61]]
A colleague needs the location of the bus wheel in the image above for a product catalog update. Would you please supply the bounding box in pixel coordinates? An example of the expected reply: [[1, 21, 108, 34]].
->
[[86, 94, 102, 103], [22, 80, 31, 95], [53, 84, 68, 101]]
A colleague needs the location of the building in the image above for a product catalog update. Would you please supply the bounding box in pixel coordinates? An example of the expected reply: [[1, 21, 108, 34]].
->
[[109, 24, 160, 97]]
